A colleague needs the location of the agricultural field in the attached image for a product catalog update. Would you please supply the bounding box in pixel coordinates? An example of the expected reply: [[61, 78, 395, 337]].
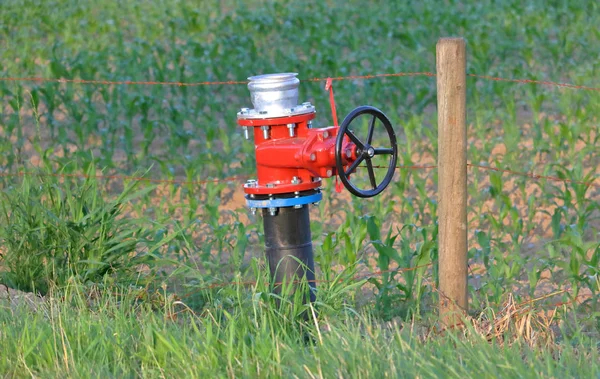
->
[[0, 0, 599, 376]]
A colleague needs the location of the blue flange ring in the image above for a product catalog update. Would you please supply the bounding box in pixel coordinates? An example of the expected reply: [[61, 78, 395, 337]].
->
[[245, 192, 323, 209]]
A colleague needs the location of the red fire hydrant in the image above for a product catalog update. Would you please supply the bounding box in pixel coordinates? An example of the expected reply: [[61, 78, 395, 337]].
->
[[238, 73, 398, 302]]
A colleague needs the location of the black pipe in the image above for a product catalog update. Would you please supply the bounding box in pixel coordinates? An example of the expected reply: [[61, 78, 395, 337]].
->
[[262, 205, 316, 303]]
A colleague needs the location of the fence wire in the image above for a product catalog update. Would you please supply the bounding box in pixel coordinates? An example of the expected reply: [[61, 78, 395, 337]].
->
[[2, 71, 600, 92], [2, 162, 597, 190]]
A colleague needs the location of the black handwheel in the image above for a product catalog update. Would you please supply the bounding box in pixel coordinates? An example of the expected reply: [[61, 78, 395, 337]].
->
[[335, 106, 398, 198]]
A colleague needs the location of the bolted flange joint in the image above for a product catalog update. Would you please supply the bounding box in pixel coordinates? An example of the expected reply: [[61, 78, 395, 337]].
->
[[245, 191, 323, 211]]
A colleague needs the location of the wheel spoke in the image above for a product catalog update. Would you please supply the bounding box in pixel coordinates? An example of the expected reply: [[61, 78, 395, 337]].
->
[[374, 147, 394, 155], [345, 130, 364, 149], [344, 155, 365, 176], [366, 159, 377, 189], [366, 115, 376, 144]]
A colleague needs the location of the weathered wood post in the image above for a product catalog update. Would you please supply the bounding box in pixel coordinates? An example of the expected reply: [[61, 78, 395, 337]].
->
[[436, 37, 468, 325]]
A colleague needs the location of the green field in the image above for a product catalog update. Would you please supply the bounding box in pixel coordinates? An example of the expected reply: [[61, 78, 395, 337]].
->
[[0, 0, 599, 376]]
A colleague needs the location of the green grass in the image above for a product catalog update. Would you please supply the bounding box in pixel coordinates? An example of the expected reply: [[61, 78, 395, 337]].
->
[[1, 282, 598, 377], [0, 0, 599, 376]]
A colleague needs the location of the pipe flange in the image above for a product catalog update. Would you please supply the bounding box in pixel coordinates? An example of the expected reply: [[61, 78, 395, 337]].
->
[[245, 191, 322, 209], [237, 102, 315, 120]]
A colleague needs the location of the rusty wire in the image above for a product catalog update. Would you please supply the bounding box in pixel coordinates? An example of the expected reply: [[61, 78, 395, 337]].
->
[[1, 71, 599, 92], [1, 161, 597, 189]]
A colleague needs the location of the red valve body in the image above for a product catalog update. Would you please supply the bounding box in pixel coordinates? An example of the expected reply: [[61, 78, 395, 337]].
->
[[238, 111, 356, 195]]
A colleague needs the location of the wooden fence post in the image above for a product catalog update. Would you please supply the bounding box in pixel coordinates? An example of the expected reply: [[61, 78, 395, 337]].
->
[[437, 37, 468, 325]]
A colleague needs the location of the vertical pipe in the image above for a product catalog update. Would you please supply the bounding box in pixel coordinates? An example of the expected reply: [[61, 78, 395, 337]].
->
[[436, 37, 468, 325], [262, 205, 316, 303]]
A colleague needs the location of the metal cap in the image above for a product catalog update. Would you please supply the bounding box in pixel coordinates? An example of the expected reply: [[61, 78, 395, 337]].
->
[[247, 73, 299, 114]]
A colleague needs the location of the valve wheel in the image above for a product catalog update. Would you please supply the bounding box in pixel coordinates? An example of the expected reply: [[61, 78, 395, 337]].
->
[[335, 106, 398, 198]]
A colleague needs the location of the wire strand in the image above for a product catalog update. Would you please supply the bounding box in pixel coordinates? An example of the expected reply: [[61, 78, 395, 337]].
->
[[0, 72, 435, 87], [2, 163, 597, 189], [2, 71, 599, 92], [467, 163, 600, 188], [468, 74, 600, 92], [0, 171, 247, 186]]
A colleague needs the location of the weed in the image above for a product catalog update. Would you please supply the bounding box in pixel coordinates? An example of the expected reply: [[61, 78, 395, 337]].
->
[[0, 166, 168, 294]]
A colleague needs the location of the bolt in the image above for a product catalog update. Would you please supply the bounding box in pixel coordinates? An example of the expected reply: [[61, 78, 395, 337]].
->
[[291, 176, 301, 185], [287, 123, 295, 137], [307, 121, 313, 129], [261, 125, 270, 139], [326, 169, 333, 177], [323, 131, 329, 139], [242, 126, 249, 140], [310, 153, 316, 161], [293, 190, 302, 209], [268, 207, 277, 216], [250, 207, 257, 215]]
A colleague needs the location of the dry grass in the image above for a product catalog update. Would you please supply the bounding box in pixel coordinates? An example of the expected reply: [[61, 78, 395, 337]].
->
[[467, 292, 560, 348]]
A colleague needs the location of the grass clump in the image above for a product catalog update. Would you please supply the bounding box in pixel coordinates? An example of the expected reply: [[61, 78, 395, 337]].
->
[[0, 282, 597, 377], [0, 167, 160, 295]]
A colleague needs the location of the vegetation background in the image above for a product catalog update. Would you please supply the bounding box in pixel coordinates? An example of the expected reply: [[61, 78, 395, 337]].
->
[[0, 0, 598, 376]]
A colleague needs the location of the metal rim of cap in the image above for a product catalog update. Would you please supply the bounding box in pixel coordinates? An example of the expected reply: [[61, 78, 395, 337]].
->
[[247, 73, 298, 82]]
